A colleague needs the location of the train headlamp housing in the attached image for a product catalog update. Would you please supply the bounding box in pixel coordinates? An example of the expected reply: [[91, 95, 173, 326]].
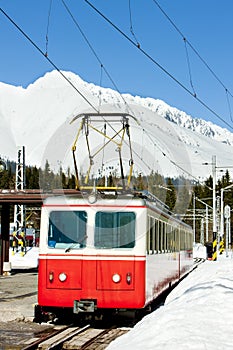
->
[[112, 273, 121, 283], [49, 271, 54, 282], [58, 272, 67, 282], [126, 272, 132, 285], [88, 193, 97, 204]]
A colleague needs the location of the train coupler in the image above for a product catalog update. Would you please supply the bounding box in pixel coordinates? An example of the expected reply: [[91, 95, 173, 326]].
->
[[73, 299, 96, 314]]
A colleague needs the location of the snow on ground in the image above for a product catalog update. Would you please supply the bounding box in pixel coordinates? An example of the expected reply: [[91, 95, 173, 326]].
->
[[9, 247, 39, 269], [7, 244, 233, 349], [107, 251, 233, 350]]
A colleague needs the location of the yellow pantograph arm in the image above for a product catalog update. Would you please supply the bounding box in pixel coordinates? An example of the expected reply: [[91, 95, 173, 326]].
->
[[72, 118, 84, 151]]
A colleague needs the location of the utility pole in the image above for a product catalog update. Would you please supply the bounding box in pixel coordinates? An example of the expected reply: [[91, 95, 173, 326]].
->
[[200, 218, 204, 245], [196, 197, 212, 243], [220, 183, 233, 253], [212, 155, 217, 261], [224, 205, 231, 257], [193, 193, 195, 243], [206, 205, 209, 242], [14, 146, 26, 232]]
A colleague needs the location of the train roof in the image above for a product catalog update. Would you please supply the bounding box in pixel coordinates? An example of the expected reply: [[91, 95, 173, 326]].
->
[[42, 189, 192, 230], [42, 191, 145, 206]]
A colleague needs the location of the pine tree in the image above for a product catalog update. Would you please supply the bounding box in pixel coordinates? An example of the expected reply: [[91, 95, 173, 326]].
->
[[165, 178, 176, 211], [67, 174, 76, 189], [39, 160, 54, 191]]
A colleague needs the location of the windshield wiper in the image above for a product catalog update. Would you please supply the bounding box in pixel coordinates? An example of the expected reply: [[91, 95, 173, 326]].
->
[[64, 235, 88, 252], [65, 243, 80, 253]]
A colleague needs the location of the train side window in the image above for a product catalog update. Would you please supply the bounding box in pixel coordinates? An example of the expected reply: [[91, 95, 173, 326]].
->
[[119, 212, 135, 248], [155, 220, 159, 253], [163, 222, 167, 252], [180, 229, 185, 250], [160, 221, 165, 253], [174, 228, 179, 251], [168, 226, 175, 252], [167, 224, 171, 252], [146, 217, 150, 254], [159, 220, 163, 253], [48, 211, 87, 249], [149, 216, 155, 254], [94, 211, 135, 249]]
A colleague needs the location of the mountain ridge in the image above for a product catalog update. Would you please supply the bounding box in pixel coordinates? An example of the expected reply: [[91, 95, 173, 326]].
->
[[0, 70, 232, 180], [87, 80, 233, 146]]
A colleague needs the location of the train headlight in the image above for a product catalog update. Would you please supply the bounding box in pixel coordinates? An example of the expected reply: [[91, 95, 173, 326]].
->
[[49, 271, 54, 282], [58, 272, 67, 282], [126, 272, 132, 285], [88, 193, 97, 204], [112, 273, 121, 283]]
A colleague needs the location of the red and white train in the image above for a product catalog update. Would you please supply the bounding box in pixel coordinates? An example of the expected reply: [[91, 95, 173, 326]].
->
[[35, 190, 193, 323]]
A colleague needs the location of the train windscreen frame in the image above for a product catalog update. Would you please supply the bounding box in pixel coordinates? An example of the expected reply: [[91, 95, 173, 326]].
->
[[47, 210, 87, 249], [94, 211, 136, 249]]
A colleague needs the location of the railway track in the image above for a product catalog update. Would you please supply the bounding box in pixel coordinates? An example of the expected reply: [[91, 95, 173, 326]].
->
[[0, 260, 204, 349], [19, 324, 129, 350]]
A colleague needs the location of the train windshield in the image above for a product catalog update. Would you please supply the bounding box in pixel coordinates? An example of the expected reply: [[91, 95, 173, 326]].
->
[[48, 211, 87, 249], [94, 211, 136, 248]]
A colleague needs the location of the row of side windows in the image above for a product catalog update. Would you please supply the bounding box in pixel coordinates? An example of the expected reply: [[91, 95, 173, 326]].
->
[[146, 215, 193, 254]]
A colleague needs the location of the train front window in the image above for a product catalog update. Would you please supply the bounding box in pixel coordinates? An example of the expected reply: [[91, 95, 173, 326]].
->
[[48, 211, 87, 249], [94, 211, 135, 248]]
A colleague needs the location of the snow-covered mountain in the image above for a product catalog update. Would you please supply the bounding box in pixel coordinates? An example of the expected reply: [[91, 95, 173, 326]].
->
[[0, 70, 233, 180]]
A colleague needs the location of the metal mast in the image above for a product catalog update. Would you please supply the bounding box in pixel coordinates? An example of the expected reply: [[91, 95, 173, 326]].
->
[[14, 146, 26, 232]]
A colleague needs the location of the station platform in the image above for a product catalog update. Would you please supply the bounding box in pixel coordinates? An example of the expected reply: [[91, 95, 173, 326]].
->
[[0, 269, 38, 322], [9, 247, 39, 270]]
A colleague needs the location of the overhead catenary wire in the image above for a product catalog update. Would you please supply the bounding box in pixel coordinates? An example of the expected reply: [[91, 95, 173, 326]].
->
[[226, 89, 233, 122], [98, 64, 103, 112], [61, 0, 130, 113], [61, 0, 141, 148], [184, 38, 196, 97], [151, 0, 233, 100], [128, 0, 140, 48], [65, 0, 158, 176], [0, 5, 206, 187], [0, 5, 217, 187], [0, 3, 144, 180], [61, 1, 202, 183], [152, 0, 233, 124], [84, 0, 233, 132], [0, 7, 99, 113], [45, 0, 53, 57], [141, 125, 204, 185], [62, 0, 138, 167]]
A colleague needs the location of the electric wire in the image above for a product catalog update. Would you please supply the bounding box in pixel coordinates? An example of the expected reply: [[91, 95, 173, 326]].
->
[[140, 125, 203, 184], [128, 0, 140, 48], [84, 0, 233, 132], [61, 0, 130, 113], [152, 0, 233, 124], [61, 1, 156, 176], [151, 0, 233, 99], [61, 0, 139, 149], [62, 0, 221, 192], [0, 5, 216, 186], [98, 64, 103, 112], [61, 0, 212, 185], [45, 0, 53, 57], [226, 89, 233, 122], [184, 38, 196, 97], [61, 0, 130, 150], [0, 7, 99, 113]]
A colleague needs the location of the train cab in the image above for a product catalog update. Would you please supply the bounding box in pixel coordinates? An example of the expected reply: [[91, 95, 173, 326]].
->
[[35, 191, 193, 323]]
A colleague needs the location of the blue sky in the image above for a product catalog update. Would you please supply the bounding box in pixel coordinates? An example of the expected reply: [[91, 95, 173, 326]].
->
[[0, 0, 233, 131]]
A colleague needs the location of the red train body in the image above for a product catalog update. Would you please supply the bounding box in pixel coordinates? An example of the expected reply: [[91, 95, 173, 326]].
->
[[35, 191, 193, 322]]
